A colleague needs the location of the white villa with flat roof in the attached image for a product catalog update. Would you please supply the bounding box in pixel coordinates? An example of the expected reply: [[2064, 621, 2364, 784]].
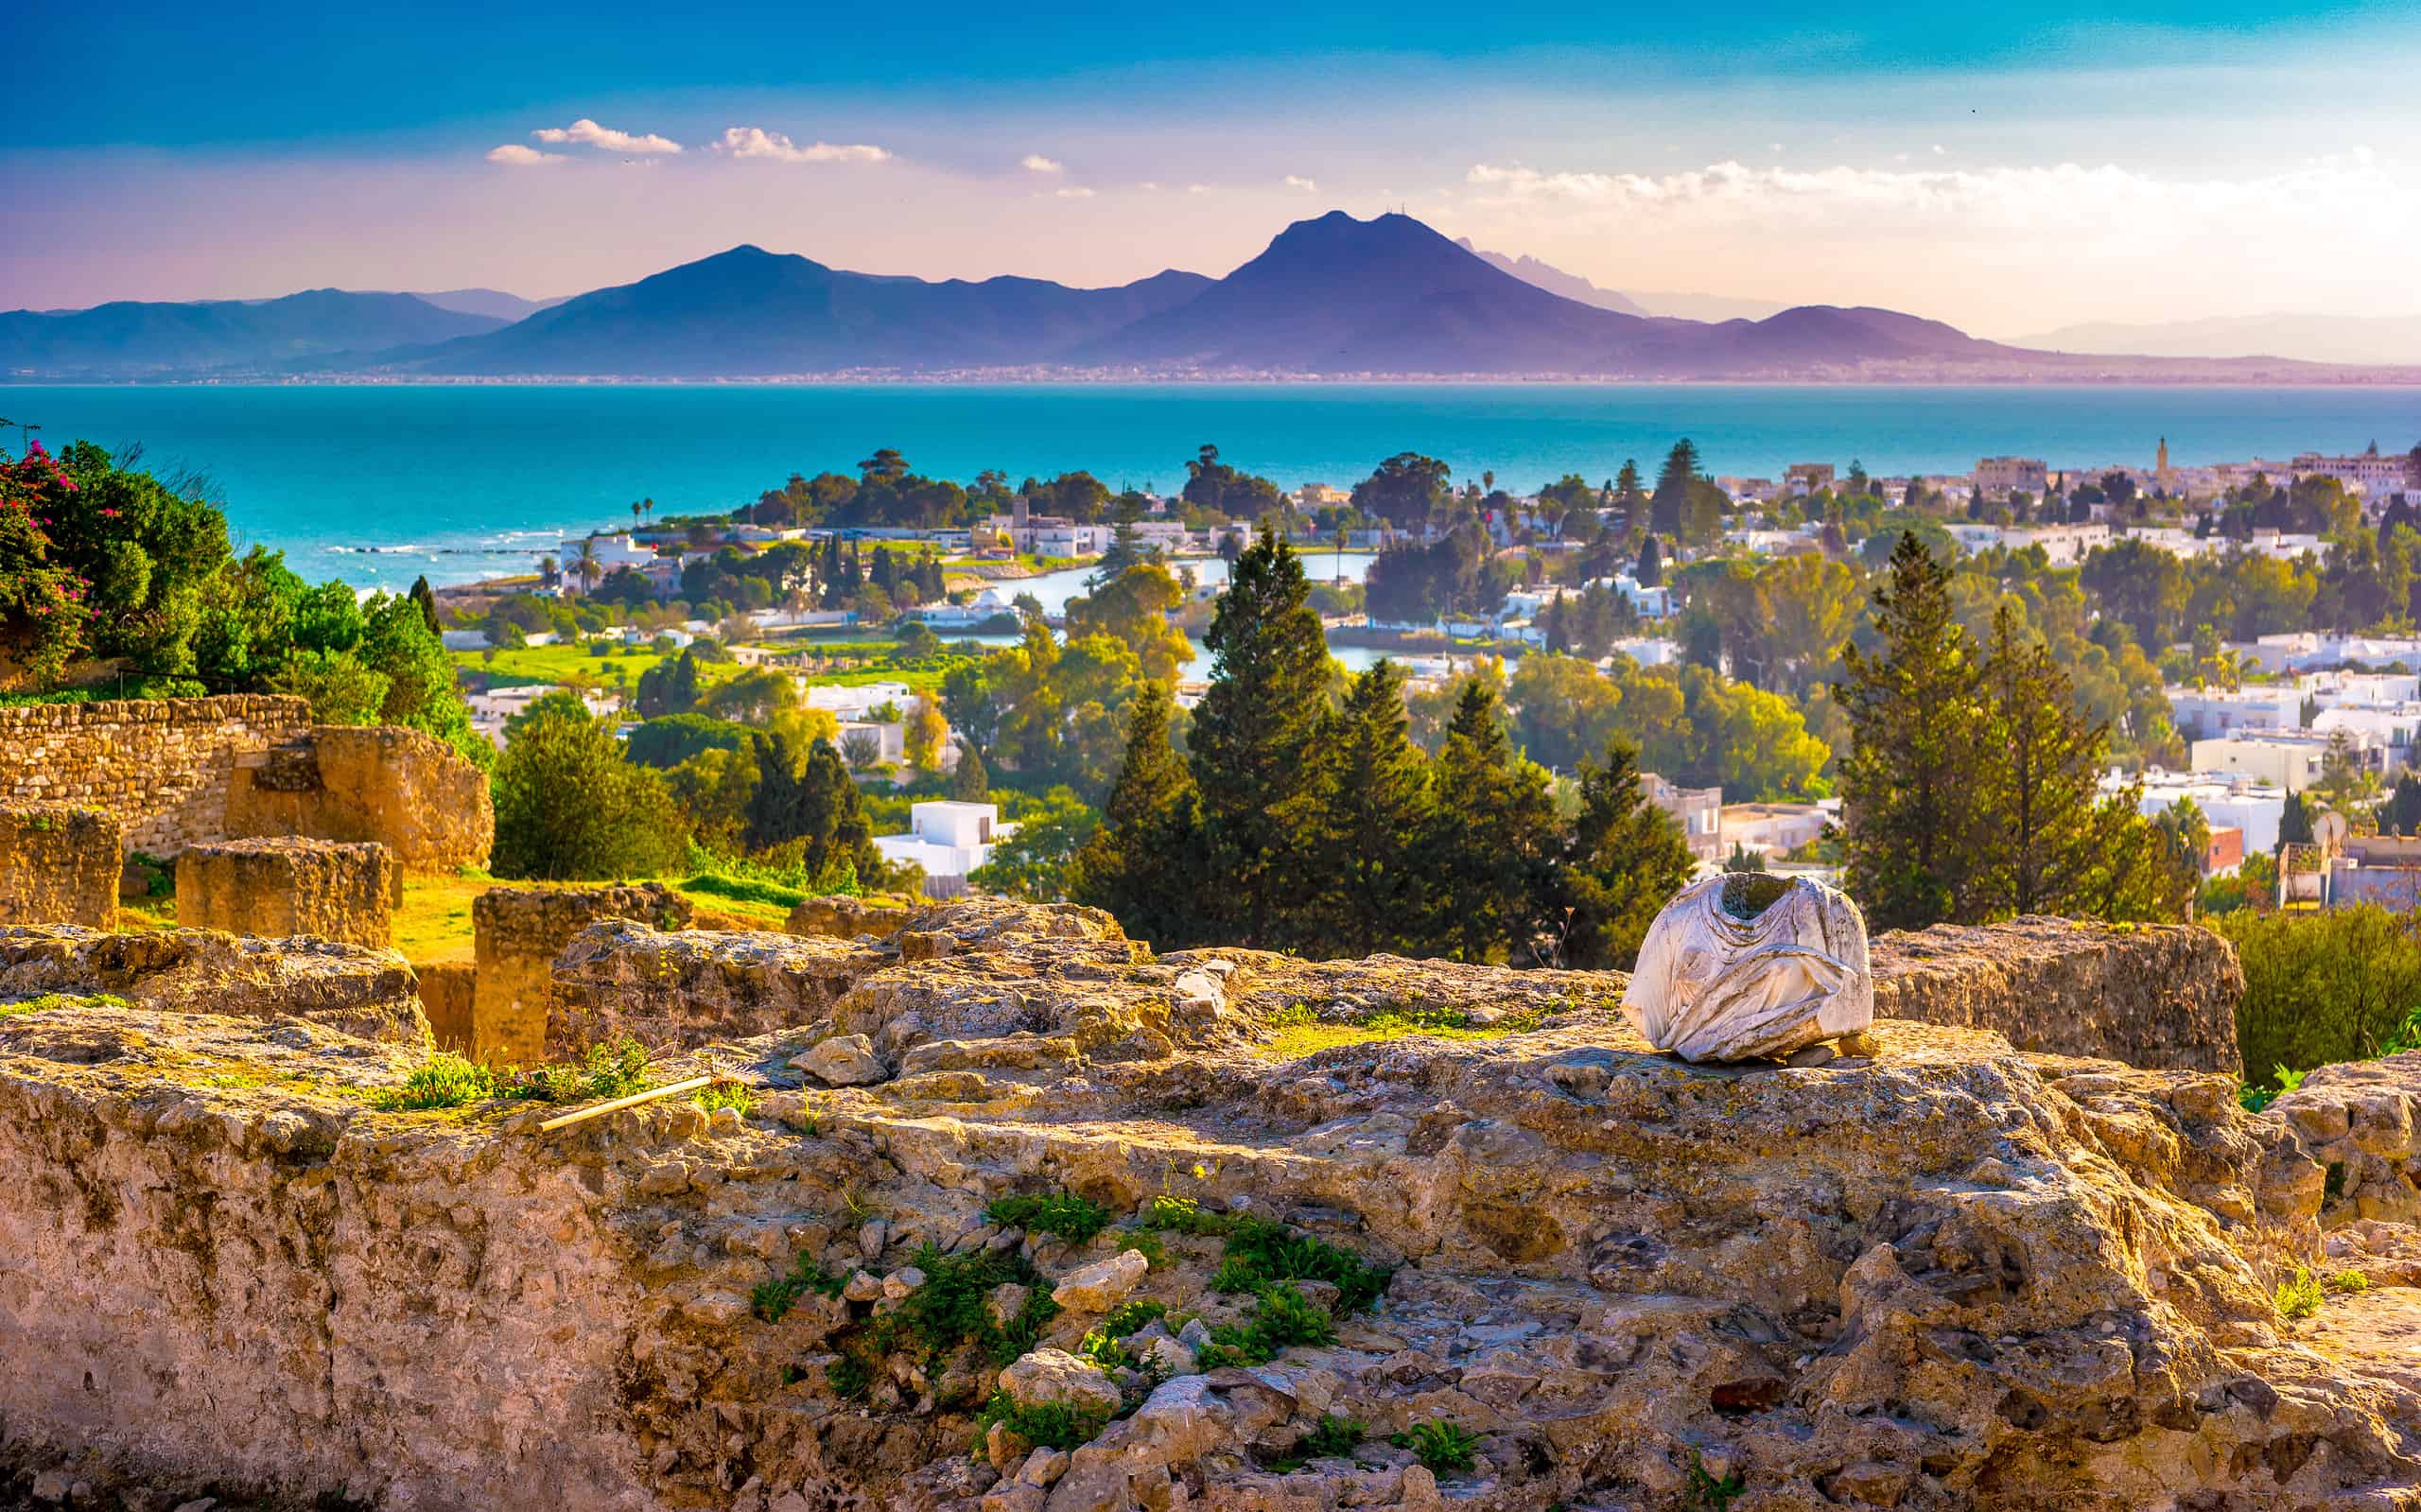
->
[[874, 801, 1011, 897]]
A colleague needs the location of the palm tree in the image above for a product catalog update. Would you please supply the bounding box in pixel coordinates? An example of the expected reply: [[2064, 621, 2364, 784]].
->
[[572, 538, 601, 596], [642, 496, 655, 528], [631, 500, 643, 530]]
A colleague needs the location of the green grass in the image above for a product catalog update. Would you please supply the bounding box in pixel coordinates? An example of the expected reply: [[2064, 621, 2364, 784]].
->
[[1193, 1282, 1339, 1370], [1210, 1217, 1392, 1311], [1391, 1420, 1482, 1476], [378, 1053, 502, 1110], [1258, 1001, 1548, 1059], [871, 1243, 1060, 1366], [1, 991, 131, 1018], [985, 1190, 1116, 1244], [511, 1034, 654, 1104]]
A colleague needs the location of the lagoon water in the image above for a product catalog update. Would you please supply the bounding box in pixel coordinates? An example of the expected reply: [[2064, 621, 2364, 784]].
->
[[9, 383, 2417, 590]]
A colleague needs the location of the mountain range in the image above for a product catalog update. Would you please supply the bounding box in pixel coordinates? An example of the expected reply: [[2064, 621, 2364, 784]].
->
[[1452, 240, 1791, 323], [6, 211, 2415, 382]]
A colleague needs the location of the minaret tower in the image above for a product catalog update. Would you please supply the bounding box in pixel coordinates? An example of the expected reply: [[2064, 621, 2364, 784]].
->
[[2157, 437, 2172, 494]]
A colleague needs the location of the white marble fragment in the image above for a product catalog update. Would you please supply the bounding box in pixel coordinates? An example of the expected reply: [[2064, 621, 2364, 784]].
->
[[1623, 873, 1872, 1063]]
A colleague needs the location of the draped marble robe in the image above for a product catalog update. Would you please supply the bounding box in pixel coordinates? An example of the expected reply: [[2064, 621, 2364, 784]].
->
[[1622, 873, 1872, 1063]]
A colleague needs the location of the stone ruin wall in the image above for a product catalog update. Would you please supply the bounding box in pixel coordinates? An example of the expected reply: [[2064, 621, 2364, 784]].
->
[[175, 837, 404, 949], [1868, 914, 2245, 1074], [224, 723, 494, 875], [0, 696, 493, 875], [468, 884, 692, 1066], [0, 695, 310, 858], [0, 804, 122, 929], [0, 899, 2405, 1512]]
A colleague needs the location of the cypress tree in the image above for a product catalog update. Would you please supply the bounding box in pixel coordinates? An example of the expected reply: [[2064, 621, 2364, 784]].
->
[[1980, 603, 2108, 915], [409, 574, 441, 635], [743, 730, 880, 885], [1307, 660, 1433, 957], [1649, 439, 1699, 538], [1634, 534, 1663, 588], [950, 743, 990, 801], [1071, 682, 1202, 947], [1837, 531, 1992, 930], [1421, 679, 1557, 962], [1187, 528, 1331, 945], [1555, 735, 1696, 969]]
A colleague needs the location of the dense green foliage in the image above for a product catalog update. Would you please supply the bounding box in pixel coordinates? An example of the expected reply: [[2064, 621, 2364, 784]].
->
[[491, 695, 688, 879], [2213, 907, 2421, 1096]]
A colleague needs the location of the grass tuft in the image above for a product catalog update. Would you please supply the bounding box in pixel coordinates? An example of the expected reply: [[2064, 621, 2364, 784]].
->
[[986, 1190, 1116, 1244], [1391, 1420, 1482, 1475], [2275, 1267, 2326, 1320]]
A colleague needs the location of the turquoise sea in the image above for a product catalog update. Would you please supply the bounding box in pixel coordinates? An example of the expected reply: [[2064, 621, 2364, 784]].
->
[[6, 383, 2417, 590]]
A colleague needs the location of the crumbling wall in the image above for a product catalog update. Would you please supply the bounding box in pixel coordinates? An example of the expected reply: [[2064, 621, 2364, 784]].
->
[[1870, 914, 2244, 1073], [0, 804, 120, 928], [0, 695, 309, 856], [224, 723, 494, 874], [470, 884, 691, 1066], [550, 920, 885, 1055], [0, 925, 429, 1044], [175, 837, 403, 947], [786, 894, 914, 940], [414, 960, 476, 1052]]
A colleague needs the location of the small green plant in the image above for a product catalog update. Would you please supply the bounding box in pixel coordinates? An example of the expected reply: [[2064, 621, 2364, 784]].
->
[[379, 1053, 501, 1110], [512, 1034, 655, 1104], [1192, 1282, 1338, 1369], [1077, 1297, 1173, 1370], [1097, 1298, 1167, 1337], [874, 1243, 1059, 1365], [1122, 1227, 1171, 1269], [1269, 1002, 1318, 1028], [2330, 1269, 2372, 1295], [753, 1252, 849, 1322], [828, 1352, 874, 1400], [1137, 1193, 1232, 1237], [985, 1190, 1116, 1244], [970, 1392, 1107, 1454], [2275, 1267, 2326, 1320], [1299, 1414, 1366, 1459], [1684, 1451, 1745, 1510], [694, 1077, 756, 1117], [1391, 1420, 1482, 1475], [1212, 1217, 1392, 1312]]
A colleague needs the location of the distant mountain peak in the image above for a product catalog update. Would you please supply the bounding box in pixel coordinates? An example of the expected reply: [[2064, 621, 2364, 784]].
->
[[1454, 239, 1648, 317]]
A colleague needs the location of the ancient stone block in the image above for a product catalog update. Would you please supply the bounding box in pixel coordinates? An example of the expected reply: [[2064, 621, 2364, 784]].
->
[[786, 894, 914, 939], [1871, 913, 2245, 1073], [413, 960, 475, 1053], [470, 883, 691, 1065], [0, 924, 428, 1043], [0, 803, 121, 928], [0, 695, 310, 858], [175, 837, 403, 947], [223, 724, 494, 874], [549, 919, 882, 1056]]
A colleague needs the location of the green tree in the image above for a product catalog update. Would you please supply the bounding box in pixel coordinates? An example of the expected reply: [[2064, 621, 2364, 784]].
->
[[408, 574, 442, 636], [270, 648, 392, 725], [1838, 532, 1990, 930], [950, 743, 990, 801], [1350, 453, 1454, 530], [491, 700, 688, 879], [1071, 682, 1202, 947], [636, 648, 705, 718], [1557, 736, 1695, 969], [968, 788, 1099, 902], [1187, 529, 1332, 945], [1306, 661, 1433, 957], [357, 592, 488, 768], [742, 729, 880, 883], [1421, 680, 1556, 962], [1979, 604, 2107, 916], [1648, 440, 1700, 538]]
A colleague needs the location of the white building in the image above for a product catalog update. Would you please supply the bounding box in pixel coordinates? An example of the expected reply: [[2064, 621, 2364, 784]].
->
[[554, 533, 658, 594], [1718, 802, 1833, 860], [806, 682, 915, 721], [2311, 704, 2421, 771], [873, 801, 1011, 897], [2124, 770, 2290, 856], [1944, 522, 2111, 565], [2290, 451, 2414, 504], [2164, 686, 2304, 741], [2189, 729, 2380, 793], [836, 720, 908, 769], [1976, 457, 2050, 496], [1644, 774, 1723, 862], [2237, 634, 2421, 675]]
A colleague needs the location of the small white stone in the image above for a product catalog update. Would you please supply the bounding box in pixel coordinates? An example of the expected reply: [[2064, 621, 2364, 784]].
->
[[1050, 1248, 1149, 1312]]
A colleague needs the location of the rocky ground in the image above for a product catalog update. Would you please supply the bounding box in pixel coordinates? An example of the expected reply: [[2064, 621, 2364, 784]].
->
[[0, 902, 2416, 1512]]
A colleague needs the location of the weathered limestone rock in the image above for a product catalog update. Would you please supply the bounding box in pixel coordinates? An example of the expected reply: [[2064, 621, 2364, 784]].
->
[[0, 924, 428, 1044], [2270, 1051, 2421, 1227], [413, 960, 476, 1052], [175, 836, 403, 947], [1872, 914, 2247, 1073], [470, 883, 691, 1064], [786, 895, 914, 940], [1624, 872, 1872, 1062], [1, 896, 2412, 1512], [792, 1032, 887, 1086], [0, 803, 120, 928], [223, 723, 494, 875], [551, 920, 883, 1057], [998, 1349, 1124, 1417], [1051, 1250, 1149, 1312]]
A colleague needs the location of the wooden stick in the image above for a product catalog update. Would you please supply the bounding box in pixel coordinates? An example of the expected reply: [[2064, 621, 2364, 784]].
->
[[538, 1074, 716, 1133]]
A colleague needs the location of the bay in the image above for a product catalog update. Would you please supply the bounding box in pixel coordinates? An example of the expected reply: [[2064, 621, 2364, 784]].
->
[[6, 382, 2416, 590]]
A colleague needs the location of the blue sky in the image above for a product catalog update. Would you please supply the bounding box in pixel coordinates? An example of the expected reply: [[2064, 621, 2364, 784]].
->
[[8, 1, 2421, 331]]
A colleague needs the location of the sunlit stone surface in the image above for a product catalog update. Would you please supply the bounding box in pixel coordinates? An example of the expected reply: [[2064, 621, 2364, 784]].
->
[[1623, 871, 1873, 1062]]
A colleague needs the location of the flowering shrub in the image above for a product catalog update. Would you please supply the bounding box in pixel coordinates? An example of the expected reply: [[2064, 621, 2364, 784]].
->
[[0, 442, 89, 686]]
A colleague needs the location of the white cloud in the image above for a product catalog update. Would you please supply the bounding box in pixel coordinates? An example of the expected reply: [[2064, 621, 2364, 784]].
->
[[1455, 148, 2420, 331], [1932, 144, 1947, 155], [709, 128, 891, 165], [485, 145, 565, 167], [1282, 174, 1317, 192], [1185, 183, 1210, 195], [532, 118, 682, 155], [1054, 186, 1096, 199], [1020, 154, 1065, 174], [1139, 181, 1161, 191]]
